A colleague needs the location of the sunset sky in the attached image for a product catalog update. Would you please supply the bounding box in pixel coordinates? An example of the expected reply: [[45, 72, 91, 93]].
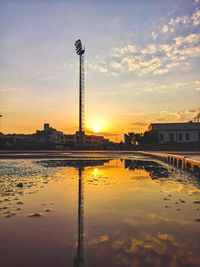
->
[[0, 0, 199, 141]]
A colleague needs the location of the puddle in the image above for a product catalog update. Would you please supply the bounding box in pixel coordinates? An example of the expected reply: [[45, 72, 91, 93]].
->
[[0, 154, 200, 267]]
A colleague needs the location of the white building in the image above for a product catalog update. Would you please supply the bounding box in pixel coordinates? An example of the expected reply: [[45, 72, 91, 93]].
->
[[148, 122, 200, 144]]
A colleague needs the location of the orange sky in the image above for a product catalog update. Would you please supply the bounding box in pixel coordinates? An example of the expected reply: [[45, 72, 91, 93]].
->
[[0, 0, 199, 142]]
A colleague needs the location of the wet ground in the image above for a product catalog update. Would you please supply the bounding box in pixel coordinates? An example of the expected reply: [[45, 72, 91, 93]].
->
[[0, 153, 200, 267]]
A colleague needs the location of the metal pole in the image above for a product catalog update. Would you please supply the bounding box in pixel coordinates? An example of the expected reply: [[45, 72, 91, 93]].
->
[[79, 55, 82, 133], [75, 39, 85, 145], [0, 115, 2, 133]]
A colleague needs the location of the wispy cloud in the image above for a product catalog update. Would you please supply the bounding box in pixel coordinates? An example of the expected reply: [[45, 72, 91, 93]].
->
[[151, 108, 197, 123], [88, 63, 108, 73], [122, 80, 197, 94], [156, 7, 200, 37], [131, 121, 148, 127], [108, 32, 200, 76], [88, 20, 200, 77], [195, 80, 200, 91]]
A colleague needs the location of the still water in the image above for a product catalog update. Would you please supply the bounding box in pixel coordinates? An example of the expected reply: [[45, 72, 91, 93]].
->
[[0, 153, 200, 267]]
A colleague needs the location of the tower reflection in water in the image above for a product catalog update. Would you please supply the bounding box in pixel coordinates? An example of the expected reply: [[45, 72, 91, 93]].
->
[[73, 159, 110, 267]]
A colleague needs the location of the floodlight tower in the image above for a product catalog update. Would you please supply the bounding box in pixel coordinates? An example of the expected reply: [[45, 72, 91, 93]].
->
[[0, 114, 2, 133], [75, 40, 85, 140]]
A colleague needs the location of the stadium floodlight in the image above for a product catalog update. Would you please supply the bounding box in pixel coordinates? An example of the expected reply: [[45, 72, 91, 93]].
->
[[75, 39, 85, 55], [75, 39, 85, 142], [0, 114, 2, 133]]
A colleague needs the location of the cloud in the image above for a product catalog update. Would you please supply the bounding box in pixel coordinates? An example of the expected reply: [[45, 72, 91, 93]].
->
[[195, 81, 200, 91], [99, 132, 121, 137], [153, 68, 169, 75], [185, 109, 196, 114], [86, 130, 120, 137], [88, 63, 108, 73], [152, 31, 158, 40], [152, 117, 167, 122], [127, 45, 137, 53], [88, 9, 200, 77], [153, 62, 179, 75], [150, 108, 196, 123], [174, 111, 186, 121], [141, 44, 157, 55], [131, 121, 147, 127], [174, 33, 200, 46], [192, 9, 200, 26], [112, 44, 137, 56], [162, 25, 169, 33], [122, 56, 140, 71], [152, 7, 200, 41], [110, 61, 124, 71], [114, 32, 199, 76]]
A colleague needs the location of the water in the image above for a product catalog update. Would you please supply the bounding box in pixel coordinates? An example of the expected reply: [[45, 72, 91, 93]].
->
[[0, 153, 200, 267]]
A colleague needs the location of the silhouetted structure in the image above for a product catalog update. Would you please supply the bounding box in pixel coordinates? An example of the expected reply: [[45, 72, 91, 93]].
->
[[124, 159, 169, 179], [0, 123, 111, 150], [75, 39, 85, 145], [0, 114, 2, 133], [149, 122, 200, 144]]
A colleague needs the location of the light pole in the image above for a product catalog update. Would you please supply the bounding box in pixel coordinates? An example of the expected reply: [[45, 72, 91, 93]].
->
[[0, 114, 2, 133], [75, 39, 85, 145]]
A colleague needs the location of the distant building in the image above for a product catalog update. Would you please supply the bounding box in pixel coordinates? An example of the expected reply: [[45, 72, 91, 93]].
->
[[34, 123, 64, 144], [0, 123, 111, 149], [0, 133, 34, 148], [148, 122, 200, 144], [35, 123, 110, 147]]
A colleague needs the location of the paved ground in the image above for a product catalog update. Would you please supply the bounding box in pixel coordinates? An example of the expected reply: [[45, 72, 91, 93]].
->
[[0, 150, 199, 162], [144, 151, 200, 162]]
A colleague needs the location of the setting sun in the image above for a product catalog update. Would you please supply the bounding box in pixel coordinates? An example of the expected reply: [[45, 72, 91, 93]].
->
[[92, 123, 101, 133], [87, 117, 109, 135]]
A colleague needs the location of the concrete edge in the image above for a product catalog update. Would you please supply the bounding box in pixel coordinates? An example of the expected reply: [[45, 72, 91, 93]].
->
[[138, 151, 200, 177]]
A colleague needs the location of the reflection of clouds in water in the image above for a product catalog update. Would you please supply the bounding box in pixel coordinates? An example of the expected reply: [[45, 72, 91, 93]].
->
[[87, 229, 198, 266], [110, 232, 199, 265], [88, 235, 109, 245], [123, 212, 198, 227], [112, 240, 124, 249], [157, 233, 183, 247]]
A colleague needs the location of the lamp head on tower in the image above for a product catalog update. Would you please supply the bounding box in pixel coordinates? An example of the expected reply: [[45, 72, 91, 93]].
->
[[75, 39, 85, 55]]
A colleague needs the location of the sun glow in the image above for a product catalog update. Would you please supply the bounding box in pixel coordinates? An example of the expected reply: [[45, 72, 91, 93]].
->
[[87, 117, 109, 135], [92, 123, 101, 133]]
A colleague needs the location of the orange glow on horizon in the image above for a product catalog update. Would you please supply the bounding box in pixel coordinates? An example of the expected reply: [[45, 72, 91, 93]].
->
[[92, 123, 101, 133], [87, 116, 109, 135]]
